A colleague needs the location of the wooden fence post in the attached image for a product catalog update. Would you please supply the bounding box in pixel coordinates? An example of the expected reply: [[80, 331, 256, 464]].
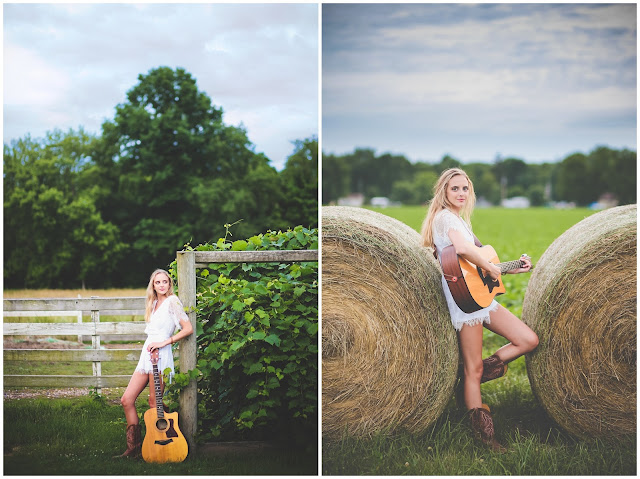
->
[[90, 297, 101, 395], [176, 250, 197, 455]]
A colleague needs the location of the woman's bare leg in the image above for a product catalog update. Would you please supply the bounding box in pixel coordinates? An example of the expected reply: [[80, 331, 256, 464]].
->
[[458, 322, 485, 410], [120, 372, 149, 425], [485, 305, 539, 363]]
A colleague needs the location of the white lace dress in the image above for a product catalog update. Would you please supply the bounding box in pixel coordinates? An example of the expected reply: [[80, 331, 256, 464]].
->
[[432, 208, 499, 331], [134, 294, 188, 382]]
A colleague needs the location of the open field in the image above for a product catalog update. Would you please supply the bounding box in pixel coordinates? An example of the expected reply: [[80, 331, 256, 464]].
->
[[323, 206, 635, 475]]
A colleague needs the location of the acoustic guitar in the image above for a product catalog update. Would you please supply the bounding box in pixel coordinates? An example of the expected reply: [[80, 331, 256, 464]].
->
[[141, 349, 188, 463], [440, 242, 530, 313]]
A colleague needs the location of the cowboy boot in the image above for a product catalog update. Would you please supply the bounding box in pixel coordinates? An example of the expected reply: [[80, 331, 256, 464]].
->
[[481, 354, 508, 383], [113, 424, 142, 458], [468, 406, 507, 453]]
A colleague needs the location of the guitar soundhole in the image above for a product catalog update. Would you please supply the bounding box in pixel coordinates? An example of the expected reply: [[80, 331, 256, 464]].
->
[[156, 418, 169, 431]]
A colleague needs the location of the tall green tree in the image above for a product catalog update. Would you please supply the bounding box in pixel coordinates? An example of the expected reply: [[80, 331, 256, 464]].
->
[[554, 151, 596, 205], [322, 153, 351, 204], [588, 146, 636, 205], [4, 129, 124, 288], [94, 66, 277, 283], [280, 136, 318, 228]]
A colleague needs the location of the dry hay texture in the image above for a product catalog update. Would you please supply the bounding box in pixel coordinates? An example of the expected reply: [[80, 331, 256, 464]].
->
[[522, 204, 636, 439], [322, 207, 457, 439]]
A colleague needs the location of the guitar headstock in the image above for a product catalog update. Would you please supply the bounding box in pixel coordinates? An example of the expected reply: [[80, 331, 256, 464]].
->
[[150, 349, 160, 365]]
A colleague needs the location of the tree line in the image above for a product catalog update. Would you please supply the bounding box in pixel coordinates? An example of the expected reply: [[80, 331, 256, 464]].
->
[[4, 67, 318, 289], [322, 147, 636, 207]]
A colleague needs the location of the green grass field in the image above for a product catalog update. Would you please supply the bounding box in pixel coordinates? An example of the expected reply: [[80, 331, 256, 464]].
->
[[322, 206, 636, 475], [3, 396, 317, 475]]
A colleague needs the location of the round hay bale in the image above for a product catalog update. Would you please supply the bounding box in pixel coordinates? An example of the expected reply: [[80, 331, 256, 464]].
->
[[522, 204, 636, 439], [322, 206, 457, 439]]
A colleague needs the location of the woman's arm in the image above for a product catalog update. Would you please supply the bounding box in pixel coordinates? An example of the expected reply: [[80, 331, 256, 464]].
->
[[168, 318, 193, 346], [147, 310, 194, 351], [448, 229, 501, 280]]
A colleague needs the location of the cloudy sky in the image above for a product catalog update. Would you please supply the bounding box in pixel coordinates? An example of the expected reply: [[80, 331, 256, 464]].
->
[[4, 3, 318, 170], [323, 3, 636, 164]]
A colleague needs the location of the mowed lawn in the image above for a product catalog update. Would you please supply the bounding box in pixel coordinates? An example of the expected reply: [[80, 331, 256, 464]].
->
[[323, 206, 636, 475]]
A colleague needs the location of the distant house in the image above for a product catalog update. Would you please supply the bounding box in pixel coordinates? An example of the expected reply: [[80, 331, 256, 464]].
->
[[589, 193, 619, 210], [370, 196, 391, 207], [551, 201, 576, 209], [476, 196, 493, 208], [338, 193, 364, 207], [501, 196, 530, 208]]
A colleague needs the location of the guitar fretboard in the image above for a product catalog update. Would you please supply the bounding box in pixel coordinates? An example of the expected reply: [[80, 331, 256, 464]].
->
[[497, 259, 525, 274], [152, 363, 164, 419]]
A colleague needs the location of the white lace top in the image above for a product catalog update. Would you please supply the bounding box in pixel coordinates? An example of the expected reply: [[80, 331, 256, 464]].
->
[[432, 209, 499, 331], [144, 294, 188, 340], [134, 294, 189, 381]]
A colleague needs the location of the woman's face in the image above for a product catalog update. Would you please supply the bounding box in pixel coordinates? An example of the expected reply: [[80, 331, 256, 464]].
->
[[446, 175, 470, 211], [153, 273, 171, 297]]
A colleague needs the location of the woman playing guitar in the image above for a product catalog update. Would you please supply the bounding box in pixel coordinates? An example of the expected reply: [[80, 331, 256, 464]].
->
[[421, 168, 538, 452], [114, 269, 193, 459]]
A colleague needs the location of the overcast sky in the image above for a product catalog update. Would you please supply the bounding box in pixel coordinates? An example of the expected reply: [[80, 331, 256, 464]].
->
[[323, 3, 637, 164], [4, 3, 318, 170]]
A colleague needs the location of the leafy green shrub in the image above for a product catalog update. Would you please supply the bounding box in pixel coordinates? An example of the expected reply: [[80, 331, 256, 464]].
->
[[168, 226, 318, 444]]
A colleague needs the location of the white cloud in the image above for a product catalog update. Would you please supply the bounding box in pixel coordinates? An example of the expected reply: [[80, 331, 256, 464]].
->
[[322, 3, 636, 161], [3, 3, 317, 169], [3, 43, 70, 107]]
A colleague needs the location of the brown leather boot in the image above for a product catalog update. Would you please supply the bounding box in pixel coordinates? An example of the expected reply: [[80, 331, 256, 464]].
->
[[468, 406, 507, 453], [481, 354, 508, 383], [113, 424, 142, 458]]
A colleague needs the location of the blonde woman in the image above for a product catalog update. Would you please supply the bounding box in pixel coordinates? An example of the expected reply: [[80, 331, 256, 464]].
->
[[421, 168, 538, 452], [115, 269, 193, 458]]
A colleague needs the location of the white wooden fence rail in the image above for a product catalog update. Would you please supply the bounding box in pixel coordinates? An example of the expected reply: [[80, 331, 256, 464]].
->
[[3, 297, 146, 391]]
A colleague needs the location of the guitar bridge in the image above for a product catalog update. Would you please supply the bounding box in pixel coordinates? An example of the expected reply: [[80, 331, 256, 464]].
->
[[154, 439, 174, 446]]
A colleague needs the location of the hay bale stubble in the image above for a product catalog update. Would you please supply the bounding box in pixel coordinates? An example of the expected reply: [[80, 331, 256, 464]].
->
[[522, 204, 636, 439], [322, 207, 457, 439]]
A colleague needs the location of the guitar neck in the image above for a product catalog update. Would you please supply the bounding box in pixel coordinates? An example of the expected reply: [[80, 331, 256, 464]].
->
[[497, 259, 525, 274], [152, 363, 164, 419]]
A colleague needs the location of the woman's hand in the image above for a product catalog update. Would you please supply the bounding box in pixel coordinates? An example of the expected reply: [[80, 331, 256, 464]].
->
[[147, 340, 169, 352], [485, 263, 502, 281], [509, 255, 532, 274]]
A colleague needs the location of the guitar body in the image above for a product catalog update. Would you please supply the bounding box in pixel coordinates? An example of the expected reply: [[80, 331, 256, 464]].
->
[[141, 408, 188, 463], [441, 244, 506, 313], [141, 349, 188, 463]]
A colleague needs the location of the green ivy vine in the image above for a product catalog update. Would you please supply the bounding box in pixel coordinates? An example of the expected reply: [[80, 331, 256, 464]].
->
[[167, 225, 318, 443]]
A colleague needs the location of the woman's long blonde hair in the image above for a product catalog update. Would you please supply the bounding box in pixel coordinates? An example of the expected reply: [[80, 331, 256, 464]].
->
[[421, 168, 476, 249], [144, 269, 175, 322]]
